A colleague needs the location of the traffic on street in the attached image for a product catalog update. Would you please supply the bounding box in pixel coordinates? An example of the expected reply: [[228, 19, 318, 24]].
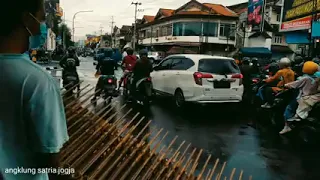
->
[[1, 0, 320, 180], [73, 55, 320, 180]]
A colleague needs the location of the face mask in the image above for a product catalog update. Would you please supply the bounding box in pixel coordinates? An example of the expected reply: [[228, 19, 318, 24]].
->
[[26, 14, 47, 49]]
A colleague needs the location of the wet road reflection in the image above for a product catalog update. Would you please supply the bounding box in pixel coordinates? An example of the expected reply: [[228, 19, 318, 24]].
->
[[76, 57, 320, 180]]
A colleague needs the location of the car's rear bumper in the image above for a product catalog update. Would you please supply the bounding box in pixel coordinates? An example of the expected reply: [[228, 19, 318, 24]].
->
[[186, 95, 242, 103]]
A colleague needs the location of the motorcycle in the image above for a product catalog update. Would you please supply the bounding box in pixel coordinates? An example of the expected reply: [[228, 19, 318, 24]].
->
[[289, 102, 320, 145], [125, 74, 153, 106], [63, 58, 80, 97], [98, 75, 118, 104], [261, 89, 298, 128], [63, 72, 80, 97]]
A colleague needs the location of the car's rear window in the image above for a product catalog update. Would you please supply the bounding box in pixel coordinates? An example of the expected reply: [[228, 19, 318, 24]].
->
[[198, 58, 240, 75]]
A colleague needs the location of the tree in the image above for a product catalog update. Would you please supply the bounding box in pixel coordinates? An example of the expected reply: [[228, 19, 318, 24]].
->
[[58, 23, 74, 47]]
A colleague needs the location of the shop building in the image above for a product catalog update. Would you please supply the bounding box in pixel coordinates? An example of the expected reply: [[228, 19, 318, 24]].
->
[[137, 0, 239, 56]]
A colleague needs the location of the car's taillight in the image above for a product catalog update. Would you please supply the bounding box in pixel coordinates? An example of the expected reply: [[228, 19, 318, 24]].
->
[[231, 73, 243, 85], [193, 72, 213, 86], [107, 79, 113, 83]]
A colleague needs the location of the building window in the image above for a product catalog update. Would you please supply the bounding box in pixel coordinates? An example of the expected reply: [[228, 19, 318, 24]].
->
[[276, 13, 281, 22], [219, 23, 236, 37], [173, 22, 202, 36], [203, 22, 218, 37], [146, 29, 151, 38], [161, 26, 167, 36], [273, 36, 282, 44], [167, 24, 172, 36]]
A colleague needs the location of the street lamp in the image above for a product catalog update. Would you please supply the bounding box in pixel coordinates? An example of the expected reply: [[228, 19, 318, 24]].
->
[[72, 10, 93, 42]]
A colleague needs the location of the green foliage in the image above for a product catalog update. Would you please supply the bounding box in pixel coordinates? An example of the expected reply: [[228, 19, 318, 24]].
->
[[58, 23, 74, 47]]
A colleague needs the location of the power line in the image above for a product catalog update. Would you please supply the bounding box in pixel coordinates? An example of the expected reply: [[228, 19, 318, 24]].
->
[[131, 2, 142, 51]]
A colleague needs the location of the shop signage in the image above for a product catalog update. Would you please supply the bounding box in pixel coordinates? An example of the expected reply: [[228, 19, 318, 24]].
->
[[165, 36, 177, 40], [247, 0, 265, 32], [280, 0, 320, 31]]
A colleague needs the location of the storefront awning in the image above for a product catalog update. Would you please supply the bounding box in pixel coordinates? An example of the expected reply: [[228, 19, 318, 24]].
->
[[239, 47, 272, 57], [271, 45, 294, 53], [285, 32, 310, 44]]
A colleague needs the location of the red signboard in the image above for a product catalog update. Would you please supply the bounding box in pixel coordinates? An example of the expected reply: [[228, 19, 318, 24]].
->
[[281, 15, 311, 31]]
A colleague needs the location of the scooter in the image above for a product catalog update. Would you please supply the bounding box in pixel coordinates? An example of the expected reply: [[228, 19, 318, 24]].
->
[[125, 75, 153, 106], [290, 102, 320, 145], [63, 71, 80, 97], [62, 58, 80, 97], [99, 75, 118, 104]]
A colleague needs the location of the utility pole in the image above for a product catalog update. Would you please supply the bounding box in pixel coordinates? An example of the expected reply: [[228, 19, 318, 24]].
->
[[132, 2, 142, 51], [110, 16, 115, 48], [99, 25, 103, 47], [63, 12, 66, 49]]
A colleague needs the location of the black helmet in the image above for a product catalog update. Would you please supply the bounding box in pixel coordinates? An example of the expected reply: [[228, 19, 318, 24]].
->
[[242, 57, 250, 65], [139, 49, 148, 58], [68, 46, 76, 54], [251, 57, 258, 64], [103, 48, 113, 58], [126, 47, 134, 55]]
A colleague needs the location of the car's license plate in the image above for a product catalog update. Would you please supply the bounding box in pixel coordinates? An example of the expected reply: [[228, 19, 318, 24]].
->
[[214, 81, 230, 88]]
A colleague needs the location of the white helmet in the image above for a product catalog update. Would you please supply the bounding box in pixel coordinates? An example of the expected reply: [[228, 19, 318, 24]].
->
[[279, 57, 291, 68]]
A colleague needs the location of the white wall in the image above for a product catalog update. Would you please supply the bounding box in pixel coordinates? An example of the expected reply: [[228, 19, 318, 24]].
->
[[139, 36, 235, 45], [46, 28, 56, 51], [245, 34, 272, 50], [139, 17, 237, 46]]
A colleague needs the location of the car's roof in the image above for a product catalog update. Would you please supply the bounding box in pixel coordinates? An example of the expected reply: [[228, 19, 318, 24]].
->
[[167, 54, 234, 61]]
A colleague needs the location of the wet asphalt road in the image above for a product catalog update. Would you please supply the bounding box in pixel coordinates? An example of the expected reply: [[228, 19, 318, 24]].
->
[[58, 57, 320, 180]]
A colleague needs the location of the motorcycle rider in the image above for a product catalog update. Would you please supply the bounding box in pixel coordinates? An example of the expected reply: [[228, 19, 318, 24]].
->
[[130, 49, 153, 98], [251, 57, 261, 75], [280, 61, 320, 134], [261, 57, 295, 108], [59, 46, 80, 88], [240, 57, 252, 90], [92, 47, 117, 101], [118, 47, 137, 90]]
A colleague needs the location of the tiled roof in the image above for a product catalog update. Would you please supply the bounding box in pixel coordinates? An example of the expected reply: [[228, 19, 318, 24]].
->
[[143, 15, 155, 22], [203, 3, 238, 17], [159, 8, 174, 17], [140, 0, 238, 25], [176, 11, 210, 15]]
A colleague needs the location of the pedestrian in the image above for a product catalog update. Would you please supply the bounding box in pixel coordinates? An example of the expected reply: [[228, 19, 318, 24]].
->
[[0, 0, 68, 180]]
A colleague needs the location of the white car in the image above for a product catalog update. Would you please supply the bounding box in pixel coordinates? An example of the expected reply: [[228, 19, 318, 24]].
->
[[151, 54, 244, 107]]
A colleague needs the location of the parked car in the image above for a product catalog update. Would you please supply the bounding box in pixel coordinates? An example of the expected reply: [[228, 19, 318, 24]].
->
[[151, 54, 244, 107], [148, 51, 162, 64]]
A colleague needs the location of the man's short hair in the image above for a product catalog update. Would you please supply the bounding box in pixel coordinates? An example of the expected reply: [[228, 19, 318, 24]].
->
[[0, 0, 42, 36]]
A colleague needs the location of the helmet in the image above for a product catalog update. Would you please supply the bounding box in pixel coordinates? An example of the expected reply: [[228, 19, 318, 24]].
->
[[126, 47, 134, 55], [251, 57, 258, 62], [139, 49, 148, 58], [68, 46, 76, 54], [103, 48, 113, 58], [242, 57, 250, 65], [312, 57, 320, 64], [302, 61, 319, 75], [278, 57, 291, 68], [294, 56, 303, 64]]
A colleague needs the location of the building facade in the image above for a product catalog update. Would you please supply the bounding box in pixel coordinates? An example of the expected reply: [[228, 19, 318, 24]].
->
[[230, 0, 297, 59], [137, 0, 239, 56]]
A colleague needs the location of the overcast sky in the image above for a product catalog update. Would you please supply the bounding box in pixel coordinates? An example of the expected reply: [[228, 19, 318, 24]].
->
[[60, 0, 245, 41]]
